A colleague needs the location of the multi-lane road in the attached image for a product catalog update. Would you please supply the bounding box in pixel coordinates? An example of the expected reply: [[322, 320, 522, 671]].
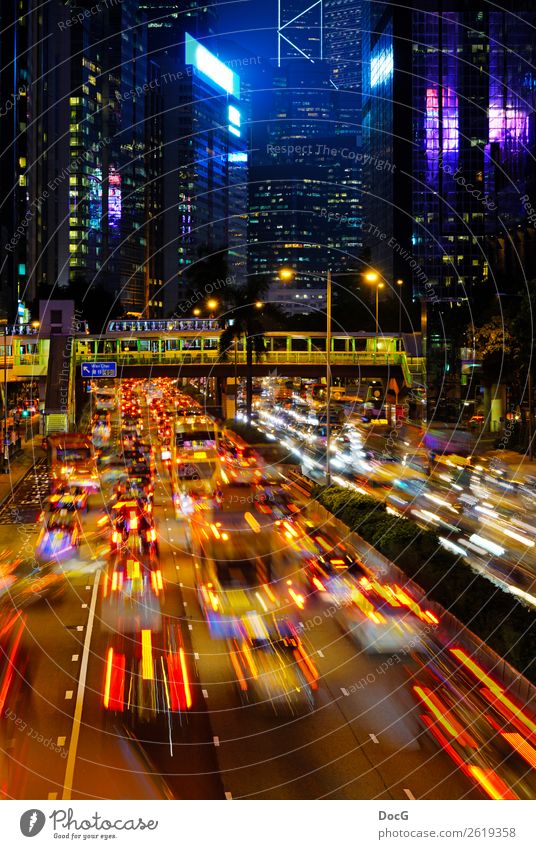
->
[[1, 382, 534, 801]]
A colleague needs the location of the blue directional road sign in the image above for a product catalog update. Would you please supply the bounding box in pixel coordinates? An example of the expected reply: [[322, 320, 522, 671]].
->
[[81, 362, 117, 378]]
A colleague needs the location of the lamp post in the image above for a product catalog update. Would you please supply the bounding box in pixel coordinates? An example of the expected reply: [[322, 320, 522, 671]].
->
[[364, 271, 385, 337], [396, 279, 404, 340]]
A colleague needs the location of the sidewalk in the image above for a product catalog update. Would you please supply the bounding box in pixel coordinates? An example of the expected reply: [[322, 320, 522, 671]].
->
[[0, 433, 45, 507]]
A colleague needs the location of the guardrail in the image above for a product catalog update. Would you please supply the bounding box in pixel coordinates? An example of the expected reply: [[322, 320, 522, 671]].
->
[[74, 349, 414, 373]]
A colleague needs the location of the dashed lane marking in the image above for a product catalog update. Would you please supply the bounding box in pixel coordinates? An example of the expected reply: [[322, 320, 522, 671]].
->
[[202, 689, 208, 699], [341, 687, 349, 696], [369, 733, 379, 744], [65, 691, 73, 700], [225, 792, 232, 800], [57, 736, 66, 747], [213, 736, 220, 747], [404, 788, 416, 800], [194, 652, 199, 661], [71, 654, 79, 662], [48, 792, 58, 800]]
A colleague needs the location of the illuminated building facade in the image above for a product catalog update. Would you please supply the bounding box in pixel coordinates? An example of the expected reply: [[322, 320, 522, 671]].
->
[[411, 3, 536, 413], [100, 0, 149, 315], [256, 2, 363, 314], [173, 33, 248, 286], [361, 1, 413, 287], [0, 0, 32, 319]]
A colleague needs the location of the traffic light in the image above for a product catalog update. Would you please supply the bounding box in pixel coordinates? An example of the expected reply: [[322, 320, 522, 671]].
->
[[21, 409, 30, 418]]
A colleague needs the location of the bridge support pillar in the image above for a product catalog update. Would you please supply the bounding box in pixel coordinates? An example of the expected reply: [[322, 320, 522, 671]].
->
[[220, 377, 237, 421]]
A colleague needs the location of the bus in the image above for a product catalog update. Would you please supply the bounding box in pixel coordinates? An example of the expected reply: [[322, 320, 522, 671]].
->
[[171, 417, 221, 517], [194, 495, 278, 637], [219, 427, 265, 485], [47, 433, 99, 494]]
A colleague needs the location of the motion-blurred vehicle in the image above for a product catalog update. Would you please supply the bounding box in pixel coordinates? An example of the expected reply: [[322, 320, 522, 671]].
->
[[110, 499, 157, 554], [101, 553, 163, 634], [412, 669, 532, 800], [0, 559, 65, 609], [228, 617, 318, 715], [36, 509, 82, 560], [102, 617, 192, 724], [47, 433, 99, 494], [47, 486, 89, 514], [343, 577, 431, 653]]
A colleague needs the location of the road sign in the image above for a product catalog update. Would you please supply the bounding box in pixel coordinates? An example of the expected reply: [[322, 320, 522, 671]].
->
[[81, 362, 117, 378]]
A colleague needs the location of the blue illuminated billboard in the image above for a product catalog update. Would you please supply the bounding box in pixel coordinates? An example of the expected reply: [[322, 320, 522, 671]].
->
[[185, 33, 240, 97]]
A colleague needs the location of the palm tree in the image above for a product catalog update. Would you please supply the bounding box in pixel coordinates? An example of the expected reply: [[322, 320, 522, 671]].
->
[[219, 282, 268, 422]]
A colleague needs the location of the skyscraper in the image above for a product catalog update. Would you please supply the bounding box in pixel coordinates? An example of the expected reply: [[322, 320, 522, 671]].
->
[[250, 1, 362, 314], [411, 2, 536, 412], [172, 33, 247, 290], [0, 0, 31, 320]]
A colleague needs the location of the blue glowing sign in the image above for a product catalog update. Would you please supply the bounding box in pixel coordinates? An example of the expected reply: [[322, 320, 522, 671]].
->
[[185, 33, 240, 97], [81, 362, 117, 378], [370, 45, 393, 88]]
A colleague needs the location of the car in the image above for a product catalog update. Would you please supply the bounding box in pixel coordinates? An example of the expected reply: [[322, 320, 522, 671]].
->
[[47, 487, 89, 514], [36, 510, 83, 560], [110, 499, 157, 554], [0, 559, 66, 609], [300, 529, 366, 594], [228, 618, 318, 715], [102, 617, 191, 724], [342, 577, 430, 653]]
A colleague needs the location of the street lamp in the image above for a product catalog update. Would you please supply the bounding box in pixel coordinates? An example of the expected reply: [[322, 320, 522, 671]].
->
[[206, 299, 219, 312], [363, 271, 384, 336], [192, 308, 201, 317], [278, 266, 333, 486], [396, 279, 404, 340], [255, 301, 263, 309]]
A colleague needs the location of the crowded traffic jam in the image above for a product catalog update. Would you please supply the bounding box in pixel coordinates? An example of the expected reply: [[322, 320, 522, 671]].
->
[[0, 375, 535, 802]]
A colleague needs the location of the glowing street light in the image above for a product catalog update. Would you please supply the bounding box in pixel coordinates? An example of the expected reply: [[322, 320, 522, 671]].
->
[[278, 267, 295, 282]]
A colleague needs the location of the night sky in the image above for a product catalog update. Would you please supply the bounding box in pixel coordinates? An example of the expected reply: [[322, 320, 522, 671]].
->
[[214, 0, 277, 60]]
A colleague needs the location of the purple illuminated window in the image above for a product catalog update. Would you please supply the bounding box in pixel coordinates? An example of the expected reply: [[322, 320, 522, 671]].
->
[[442, 87, 459, 152], [108, 166, 121, 231]]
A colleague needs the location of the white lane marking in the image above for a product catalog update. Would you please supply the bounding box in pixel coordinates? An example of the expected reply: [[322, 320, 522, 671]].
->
[[213, 736, 220, 747], [194, 652, 199, 661], [179, 582, 183, 587], [404, 788, 416, 800], [317, 649, 324, 658], [81, 603, 88, 609], [71, 654, 79, 662], [225, 791, 233, 800], [202, 689, 208, 699], [48, 792, 58, 800], [369, 733, 379, 744], [188, 623, 193, 631], [183, 601, 188, 608], [57, 736, 66, 747], [62, 568, 101, 801], [65, 691, 73, 700], [76, 626, 83, 632], [341, 687, 349, 696]]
